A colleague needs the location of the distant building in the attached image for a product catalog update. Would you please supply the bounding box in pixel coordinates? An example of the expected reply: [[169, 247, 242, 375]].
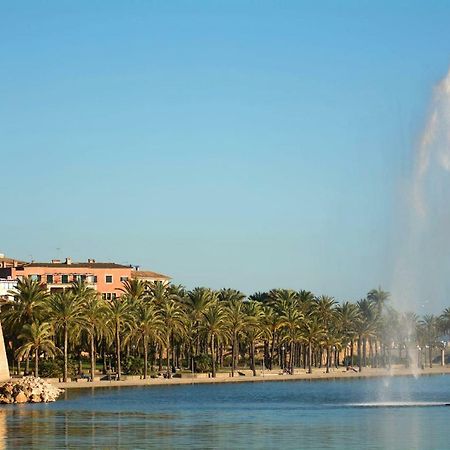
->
[[131, 269, 171, 284], [0, 253, 171, 300]]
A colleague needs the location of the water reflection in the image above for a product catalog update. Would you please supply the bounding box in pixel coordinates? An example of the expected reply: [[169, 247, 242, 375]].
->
[[0, 377, 449, 449]]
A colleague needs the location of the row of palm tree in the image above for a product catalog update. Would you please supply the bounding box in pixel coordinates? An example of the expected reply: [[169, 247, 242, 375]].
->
[[1, 279, 449, 381]]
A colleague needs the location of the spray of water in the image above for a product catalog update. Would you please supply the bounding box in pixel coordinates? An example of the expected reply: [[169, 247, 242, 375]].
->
[[391, 67, 450, 371]]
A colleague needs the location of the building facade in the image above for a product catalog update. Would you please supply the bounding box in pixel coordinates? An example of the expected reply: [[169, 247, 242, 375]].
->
[[0, 254, 171, 299]]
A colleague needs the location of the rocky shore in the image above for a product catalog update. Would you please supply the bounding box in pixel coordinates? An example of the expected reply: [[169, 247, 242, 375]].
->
[[0, 376, 64, 404]]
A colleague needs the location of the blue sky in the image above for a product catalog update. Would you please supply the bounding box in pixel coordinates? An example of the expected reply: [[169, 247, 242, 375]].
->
[[1, 1, 450, 308]]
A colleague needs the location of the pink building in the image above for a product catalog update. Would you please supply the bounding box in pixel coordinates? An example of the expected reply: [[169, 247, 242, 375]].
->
[[0, 255, 171, 300]]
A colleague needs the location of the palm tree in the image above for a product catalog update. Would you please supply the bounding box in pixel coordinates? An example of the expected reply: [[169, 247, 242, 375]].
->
[[159, 297, 185, 378], [419, 315, 439, 368], [302, 315, 325, 374], [119, 279, 147, 304], [3, 277, 47, 328], [355, 299, 378, 372], [367, 287, 390, 316], [277, 298, 303, 374], [81, 294, 109, 381], [106, 297, 135, 380], [47, 291, 86, 382], [244, 301, 265, 376], [259, 304, 279, 370], [224, 299, 248, 377], [313, 296, 338, 372], [184, 287, 216, 362], [16, 322, 59, 378], [336, 301, 360, 367], [134, 301, 163, 378], [201, 302, 226, 377]]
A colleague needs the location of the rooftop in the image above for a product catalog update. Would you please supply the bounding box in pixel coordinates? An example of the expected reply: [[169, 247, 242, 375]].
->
[[131, 270, 171, 280], [23, 262, 131, 269]]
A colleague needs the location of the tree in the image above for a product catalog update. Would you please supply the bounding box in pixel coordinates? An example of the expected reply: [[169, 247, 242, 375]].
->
[[47, 291, 86, 382], [419, 315, 439, 368], [119, 279, 147, 305], [159, 297, 185, 378], [355, 299, 377, 372], [106, 297, 135, 380], [81, 294, 109, 381], [201, 301, 226, 377], [276, 298, 303, 374], [3, 277, 47, 328], [184, 287, 216, 363], [302, 315, 325, 374], [336, 301, 360, 367], [16, 322, 59, 378], [244, 301, 265, 376], [224, 298, 248, 377], [313, 296, 338, 372], [367, 287, 390, 316], [134, 301, 163, 378]]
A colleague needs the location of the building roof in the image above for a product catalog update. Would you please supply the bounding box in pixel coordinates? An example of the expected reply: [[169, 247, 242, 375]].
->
[[131, 270, 171, 280], [0, 255, 27, 266], [22, 262, 131, 269]]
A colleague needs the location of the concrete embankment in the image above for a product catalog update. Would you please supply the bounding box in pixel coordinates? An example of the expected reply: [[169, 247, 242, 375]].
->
[[48, 366, 450, 390]]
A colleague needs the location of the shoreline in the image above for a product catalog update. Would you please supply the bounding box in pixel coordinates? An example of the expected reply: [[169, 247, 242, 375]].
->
[[47, 366, 450, 390]]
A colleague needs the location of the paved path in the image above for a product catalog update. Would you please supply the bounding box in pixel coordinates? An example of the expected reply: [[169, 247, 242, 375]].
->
[[49, 366, 450, 390]]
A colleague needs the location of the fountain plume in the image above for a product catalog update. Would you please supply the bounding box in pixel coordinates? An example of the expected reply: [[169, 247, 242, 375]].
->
[[392, 66, 450, 321]]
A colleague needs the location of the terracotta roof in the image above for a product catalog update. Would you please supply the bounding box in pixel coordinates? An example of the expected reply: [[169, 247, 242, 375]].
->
[[131, 270, 171, 280], [23, 262, 131, 269]]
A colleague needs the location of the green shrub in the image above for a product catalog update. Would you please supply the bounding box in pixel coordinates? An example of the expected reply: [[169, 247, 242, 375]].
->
[[123, 356, 144, 375], [194, 354, 212, 373], [39, 357, 78, 378]]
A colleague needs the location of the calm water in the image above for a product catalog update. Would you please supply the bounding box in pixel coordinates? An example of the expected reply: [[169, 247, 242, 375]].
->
[[1, 375, 450, 449]]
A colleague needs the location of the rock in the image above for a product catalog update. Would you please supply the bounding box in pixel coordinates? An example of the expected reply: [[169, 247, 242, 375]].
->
[[0, 377, 64, 404], [14, 391, 27, 403]]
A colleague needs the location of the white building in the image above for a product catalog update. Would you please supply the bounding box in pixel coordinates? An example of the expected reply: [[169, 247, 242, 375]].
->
[[0, 278, 17, 301]]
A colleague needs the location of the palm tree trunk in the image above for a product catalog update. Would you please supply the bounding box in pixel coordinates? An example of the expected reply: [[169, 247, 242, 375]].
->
[[35, 347, 39, 378], [64, 326, 68, 382], [350, 339, 354, 366], [166, 336, 171, 379], [358, 336, 362, 372], [231, 335, 236, 377], [326, 346, 330, 373], [308, 342, 312, 374], [429, 343, 433, 368], [116, 322, 121, 380], [211, 334, 216, 378], [90, 332, 95, 382], [143, 336, 148, 379], [289, 341, 294, 374], [250, 340, 256, 376], [270, 335, 275, 370]]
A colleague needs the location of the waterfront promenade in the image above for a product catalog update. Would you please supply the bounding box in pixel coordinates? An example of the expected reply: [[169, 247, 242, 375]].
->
[[49, 365, 450, 390]]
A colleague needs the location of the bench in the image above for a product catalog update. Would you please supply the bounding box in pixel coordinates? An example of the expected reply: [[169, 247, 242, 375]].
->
[[71, 373, 91, 382]]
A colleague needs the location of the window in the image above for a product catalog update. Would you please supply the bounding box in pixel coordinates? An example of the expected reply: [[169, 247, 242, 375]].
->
[[105, 275, 113, 284], [120, 276, 128, 282], [93, 276, 98, 283], [30, 274, 41, 282], [61, 275, 69, 284], [102, 293, 106, 300], [112, 293, 117, 300], [47, 275, 53, 284]]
